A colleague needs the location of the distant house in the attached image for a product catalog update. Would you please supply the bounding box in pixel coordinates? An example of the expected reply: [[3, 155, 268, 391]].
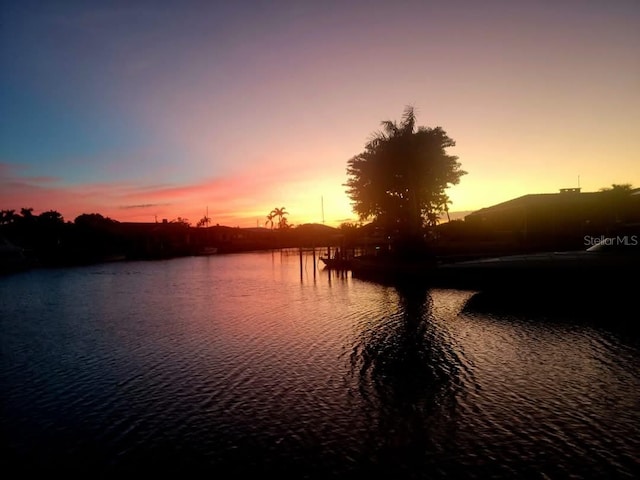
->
[[462, 188, 640, 249], [117, 221, 193, 258], [197, 225, 275, 252]]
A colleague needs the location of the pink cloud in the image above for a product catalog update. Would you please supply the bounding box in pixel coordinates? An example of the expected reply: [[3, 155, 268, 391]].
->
[[0, 160, 322, 226]]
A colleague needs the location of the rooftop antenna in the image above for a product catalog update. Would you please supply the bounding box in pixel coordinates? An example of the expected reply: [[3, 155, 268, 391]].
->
[[321, 196, 325, 224]]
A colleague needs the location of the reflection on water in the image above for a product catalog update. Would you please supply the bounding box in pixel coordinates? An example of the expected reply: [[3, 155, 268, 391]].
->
[[1, 252, 638, 478], [348, 285, 466, 477], [352, 285, 445, 406]]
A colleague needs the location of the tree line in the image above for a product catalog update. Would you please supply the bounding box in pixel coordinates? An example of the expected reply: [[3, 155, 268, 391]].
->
[[3, 105, 636, 266], [1, 210, 127, 265]]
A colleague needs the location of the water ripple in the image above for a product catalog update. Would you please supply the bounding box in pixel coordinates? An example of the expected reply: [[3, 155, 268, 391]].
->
[[1, 254, 638, 477]]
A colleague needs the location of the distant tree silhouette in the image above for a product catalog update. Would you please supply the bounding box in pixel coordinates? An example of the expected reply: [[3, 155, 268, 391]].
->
[[0, 209, 17, 225], [338, 221, 362, 249], [279, 216, 292, 229], [338, 221, 362, 230], [266, 212, 275, 229], [443, 200, 451, 223], [171, 217, 191, 227], [0, 208, 34, 243], [599, 183, 635, 225], [38, 210, 64, 226], [18, 207, 35, 224], [345, 106, 465, 252], [196, 215, 211, 228], [74, 213, 117, 228], [599, 183, 633, 192], [269, 207, 289, 229], [1, 209, 68, 261], [9, 208, 37, 234]]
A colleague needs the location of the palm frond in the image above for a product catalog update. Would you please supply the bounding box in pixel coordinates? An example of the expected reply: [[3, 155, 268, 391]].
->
[[400, 105, 416, 133], [380, 120, 398, 136]]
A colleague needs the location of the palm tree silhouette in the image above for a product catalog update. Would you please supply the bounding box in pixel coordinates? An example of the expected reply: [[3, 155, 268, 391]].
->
[[196, 207, 211, 228], [196, 215, 211, 228], [270, 207, 288, 229], [266, 212, 275, 229]]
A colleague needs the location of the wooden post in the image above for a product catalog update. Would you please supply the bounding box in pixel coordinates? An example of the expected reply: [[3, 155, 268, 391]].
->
[[299, 248, 303, 278], [312, 247, 316, 276]]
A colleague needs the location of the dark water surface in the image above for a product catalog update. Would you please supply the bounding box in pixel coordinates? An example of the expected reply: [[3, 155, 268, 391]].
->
[[1, 252, 638, 478]]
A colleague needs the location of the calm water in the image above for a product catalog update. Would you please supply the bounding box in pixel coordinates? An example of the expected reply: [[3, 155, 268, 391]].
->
[[1, 251, 638, 478]]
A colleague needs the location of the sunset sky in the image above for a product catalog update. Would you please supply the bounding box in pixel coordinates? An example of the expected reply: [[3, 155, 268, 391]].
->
[[2, 0, 639, 227]]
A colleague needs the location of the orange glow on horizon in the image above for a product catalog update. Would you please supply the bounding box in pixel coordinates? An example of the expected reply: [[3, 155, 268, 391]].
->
[[2, 157, 639, 229]]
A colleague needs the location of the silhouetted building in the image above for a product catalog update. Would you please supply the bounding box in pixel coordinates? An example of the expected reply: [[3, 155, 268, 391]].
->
[[117, 221, 193, 259], [463, 188, 640, 250]]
